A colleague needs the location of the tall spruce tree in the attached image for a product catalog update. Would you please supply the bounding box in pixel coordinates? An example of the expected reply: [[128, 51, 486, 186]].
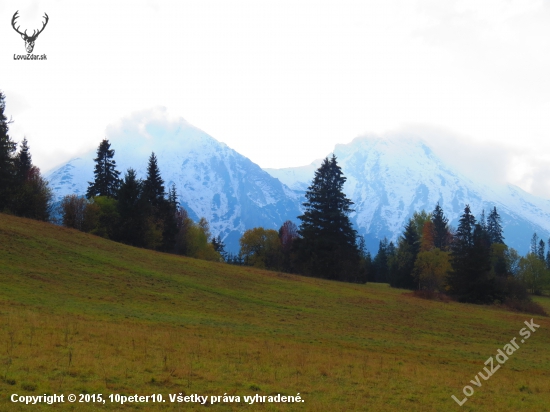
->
[[390, 218, 420, 289], [432, 202, 450, 250], [86, 139, 121, 198], [11, 139, 52, 220], [486, 206, 504, 245], [479, 209, 487, 231], [449, 205, 476, 300], [160, 183, 179, 252], [143, 152, 165, 207], [373, 238, 389, 282], [0, 91, 16, 211], [531, 233, 539, 255], [538, 239, 545, 262], [117, 168, 147, 246], [470, 223, 494, 300], [15, 137, 32, 183], [168, 184, 178, 206], [295, 155, 360, 281]]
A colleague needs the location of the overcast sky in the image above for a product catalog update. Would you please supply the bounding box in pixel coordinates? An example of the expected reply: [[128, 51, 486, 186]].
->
[[2, 0, 550, 197]]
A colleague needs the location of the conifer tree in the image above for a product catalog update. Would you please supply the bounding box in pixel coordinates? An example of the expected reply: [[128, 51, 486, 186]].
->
[[356, 234, 371, 282], [373, 238, 389, 282], [117, 168, 147, 246], [448, 205, 481, 301], [469, 223, 494, 300], [168, 184, 178, 207], [387, 241, 396, 257], [538, 239, 546, 262], [279, 220, 299, 272], [0, 91, 16, 211], [486, 206, 504, 245], [362, 249, 374, 282], [454, 204, 476, 250], [390, 218, 420, 289], [212, 235, 227, 262], [386, 240, 397, 281], [432, 202, 450, 250], [86, 139, 121, 198], [479, 209, 486, 231], [357, 235, 367, 259], [531, 233, 539, 255], [11, 139, 52, 220], [294, 155, 360, 281], [15, 137, 32, 183], [143, 152, 165, 207], [448, 206, 496, 303], [160, 183, 179, 252]]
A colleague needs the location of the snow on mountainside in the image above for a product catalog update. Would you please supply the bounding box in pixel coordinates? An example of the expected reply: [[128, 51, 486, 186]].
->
[[264, 133, 550, 254], [264, 159, 323, 191], [46, 108, 302, 252], [47, 109, 550, 255]]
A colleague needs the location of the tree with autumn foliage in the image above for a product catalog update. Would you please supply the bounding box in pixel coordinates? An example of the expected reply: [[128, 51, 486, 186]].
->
[[413, 248, 452, 292], [411, 216, 452, 293], [240, 227, 283, 270], [420, 220, 435, 252]]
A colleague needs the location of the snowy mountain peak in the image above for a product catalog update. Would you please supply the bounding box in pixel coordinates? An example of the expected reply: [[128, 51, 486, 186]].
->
[[46, 108, 302, 252], [103, 107, 226, 158], [265, 132, 550, 254]]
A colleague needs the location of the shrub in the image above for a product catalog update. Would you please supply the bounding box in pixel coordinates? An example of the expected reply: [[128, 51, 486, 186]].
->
[[502, 298, 548, 316], [413, 289, 451, 302]]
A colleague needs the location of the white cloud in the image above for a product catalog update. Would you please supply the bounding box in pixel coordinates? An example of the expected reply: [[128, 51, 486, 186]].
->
[[2, 0, 550, 198], [402, 123, 550, 199]]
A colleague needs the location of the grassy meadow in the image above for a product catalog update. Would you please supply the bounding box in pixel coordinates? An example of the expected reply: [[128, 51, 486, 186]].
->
[[0, 213, 549, 411]]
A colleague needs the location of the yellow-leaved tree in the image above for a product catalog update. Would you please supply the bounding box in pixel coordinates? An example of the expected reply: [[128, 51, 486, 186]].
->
[[239, 227, 282, 270], [413, 248, 452, 292]]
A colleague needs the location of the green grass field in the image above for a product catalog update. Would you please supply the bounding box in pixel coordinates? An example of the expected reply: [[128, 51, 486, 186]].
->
[[0, 213, 549, 411]]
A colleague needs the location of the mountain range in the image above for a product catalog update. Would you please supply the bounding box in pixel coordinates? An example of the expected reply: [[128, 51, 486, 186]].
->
[[46, 108, 302, 251], [46, 108, 550, 254], [265, 134, 550, 253]]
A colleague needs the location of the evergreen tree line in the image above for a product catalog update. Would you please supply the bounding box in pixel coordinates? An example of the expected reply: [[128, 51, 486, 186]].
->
[[0, 91, 52, 221], [60, 139, 223, 262], [369, 202, 548, 305]]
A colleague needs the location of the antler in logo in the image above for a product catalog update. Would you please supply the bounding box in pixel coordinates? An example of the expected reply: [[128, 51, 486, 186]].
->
[[12, 11, 49, 54]]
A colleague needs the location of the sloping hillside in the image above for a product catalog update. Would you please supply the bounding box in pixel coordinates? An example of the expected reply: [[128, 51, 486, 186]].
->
[[0, 214, 549, 411]]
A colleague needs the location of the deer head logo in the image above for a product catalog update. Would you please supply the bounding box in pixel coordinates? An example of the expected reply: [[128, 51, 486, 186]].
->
[[11, 11, 49, 54]]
